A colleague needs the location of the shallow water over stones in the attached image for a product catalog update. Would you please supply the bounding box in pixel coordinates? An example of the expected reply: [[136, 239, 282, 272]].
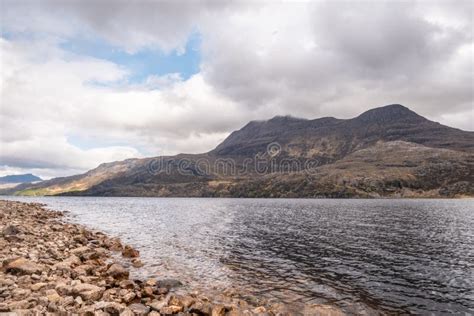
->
[[6, 196, 474, 314]]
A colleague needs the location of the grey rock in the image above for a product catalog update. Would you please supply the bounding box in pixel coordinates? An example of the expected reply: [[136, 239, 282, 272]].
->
[[128, 303, 150, 315], [2, 225, 20, 236], [106, 263, 129, 280], [157, 279, 182, 290]]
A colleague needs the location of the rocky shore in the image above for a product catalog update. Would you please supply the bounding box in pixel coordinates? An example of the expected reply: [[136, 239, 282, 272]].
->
[[0, 200, 342, 315]]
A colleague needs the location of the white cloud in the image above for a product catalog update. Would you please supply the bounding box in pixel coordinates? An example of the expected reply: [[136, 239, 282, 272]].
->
[[435, 108, 474, 131], [199, 1, 473, 119], [0, 37, 247, 178], [0, 0, 472, 178], [0, 136, 141, 170], [142, 73, 183, 90]]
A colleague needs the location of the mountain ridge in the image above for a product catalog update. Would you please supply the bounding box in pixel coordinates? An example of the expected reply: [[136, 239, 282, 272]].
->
[[3, 104, 473, 198], [212, 104, 472, 158]]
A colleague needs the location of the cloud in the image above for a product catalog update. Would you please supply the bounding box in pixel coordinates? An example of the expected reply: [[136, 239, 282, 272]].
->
[[0, 136, 141, 170], [2, 0, 237, 53], [436, 107, 474, 131], [199, 1, 473, 119], [0, 37, 246, 178], [0, 0, 472, 178]]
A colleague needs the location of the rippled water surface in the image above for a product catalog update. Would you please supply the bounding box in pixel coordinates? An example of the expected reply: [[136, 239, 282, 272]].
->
[[6, 197, 474, 314]]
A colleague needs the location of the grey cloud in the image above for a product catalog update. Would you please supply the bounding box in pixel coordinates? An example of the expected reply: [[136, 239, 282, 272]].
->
[[3, 1, 471, 121], [200, 1, 472, 121], [0, 0, 472, 177], [314, 2, 437, 71], [2, 0, 239, 52]]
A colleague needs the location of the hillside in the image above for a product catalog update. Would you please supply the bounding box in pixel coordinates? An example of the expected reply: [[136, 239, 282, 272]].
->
[[4, 104, 474, 198], [0, 174, 43, 190], [0, 174, 42, 184]]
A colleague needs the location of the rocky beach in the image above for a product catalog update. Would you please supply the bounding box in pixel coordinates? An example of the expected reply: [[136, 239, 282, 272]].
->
[[0, 200, 342, 316]]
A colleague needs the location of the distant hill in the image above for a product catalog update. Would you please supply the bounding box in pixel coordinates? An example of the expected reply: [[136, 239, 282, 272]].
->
[[3, 104, 473, 198], [0, 174, 42, 184]]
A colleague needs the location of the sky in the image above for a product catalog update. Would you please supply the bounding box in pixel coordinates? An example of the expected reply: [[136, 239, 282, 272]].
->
[[0, 0, 473, 179]]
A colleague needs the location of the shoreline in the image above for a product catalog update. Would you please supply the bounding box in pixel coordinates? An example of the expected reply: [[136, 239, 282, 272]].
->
[[5, 194, 473, 199], [0, 200, 342, 315]]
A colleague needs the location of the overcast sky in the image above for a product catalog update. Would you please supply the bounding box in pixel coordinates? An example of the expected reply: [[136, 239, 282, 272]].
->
[[0, 0, 472, 178]]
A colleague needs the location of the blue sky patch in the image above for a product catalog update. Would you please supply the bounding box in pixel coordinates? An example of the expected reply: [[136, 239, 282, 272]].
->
[[60, 33, 202, 84]]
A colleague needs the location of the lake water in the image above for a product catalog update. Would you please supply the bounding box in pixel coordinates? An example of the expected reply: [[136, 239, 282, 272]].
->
[[4, 197, 473, 314]]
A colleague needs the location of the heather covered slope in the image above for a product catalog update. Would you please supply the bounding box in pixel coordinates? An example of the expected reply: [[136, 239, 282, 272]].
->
[[227, 141, 474, 198], [1, 160, 143, 196], [70, 141, 473, 198], [4, 104, 474, 197]]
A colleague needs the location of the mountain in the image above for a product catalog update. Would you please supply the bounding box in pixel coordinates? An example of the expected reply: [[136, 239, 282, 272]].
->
[[213, 104, 472, 157], [4, 104, 473, 198], [0, 174, 42, 184]]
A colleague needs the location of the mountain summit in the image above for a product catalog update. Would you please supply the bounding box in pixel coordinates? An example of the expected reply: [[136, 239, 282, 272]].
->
[[213, 104, 471, 158], [354, 104, 424, 123], [4, 104, 473, 198]]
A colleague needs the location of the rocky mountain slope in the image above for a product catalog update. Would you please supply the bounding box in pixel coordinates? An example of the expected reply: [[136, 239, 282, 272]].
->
[[4, 104, 473, 198]]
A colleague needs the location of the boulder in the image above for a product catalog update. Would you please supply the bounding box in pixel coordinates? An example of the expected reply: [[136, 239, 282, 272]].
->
[[72, 283, 104, 301], [122, 245, 139, 258], [4, 258, 43, 275], [155, 287, 169, 295], [0, 302, 10, 312], [74, 264, 95, 276], [7, 299, 30, 310], [74, 296, 83, 305], [101, 288, 118, 301], [55, 283, 72, 296], [11, 288, 31, 300], [142, 286, 154, 297], [63, 255, 82, 267], [128, 303, 150, 315], [120, 308, 134, 316], [63, 296, 75, 306], [252, 306, 267, 314], [106, 263, 129, 280], [83, 248, 105, 260], [157, 279, 182, 290], [104, 237, 123, 251], [94, 301, 126, 314], [70, 246, 90, 256], [45, 289, 61, 303], [121, 291, 136, 304], [212, 304, 227, 316], [118, 279, 135, 289], [169, 295, 194, 308], [161, 305, 183, 314], [145, 278, 157, 287], [148, 299, 167, 311], [190, 301, 213, 315], [30, 282, 48, 291], [2, 225, 20, 236]]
